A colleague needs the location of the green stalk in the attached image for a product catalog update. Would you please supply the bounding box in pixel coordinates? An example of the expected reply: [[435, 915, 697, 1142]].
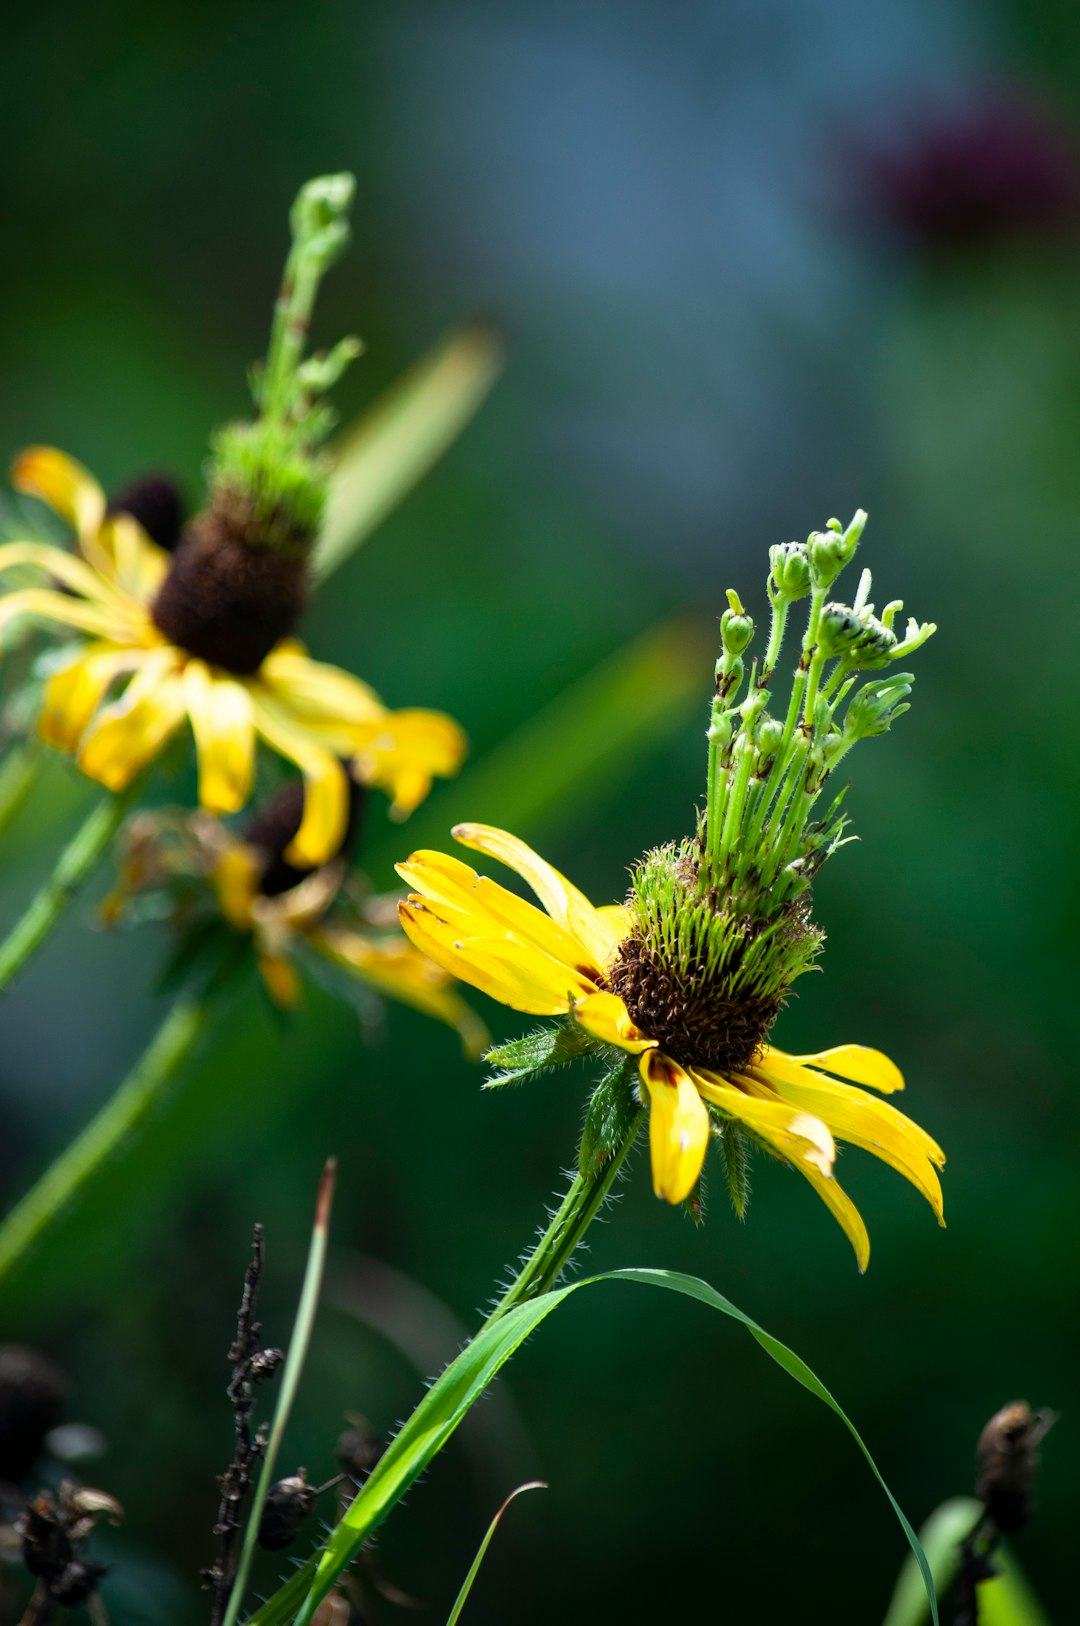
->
[[0, 993, 208, 1285], [0, 785, 136, 999], [0, 742, 39, 839], [486, 1107, 645, 1323]]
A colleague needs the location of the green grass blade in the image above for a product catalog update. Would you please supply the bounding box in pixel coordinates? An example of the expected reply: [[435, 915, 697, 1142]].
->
[[247, 1267, 935, 1626], [882, 1495, 1051, 1626], [444, 1481, 546, 1626], [314, 326, 502, 582], [222, 1159, 337, 1626]]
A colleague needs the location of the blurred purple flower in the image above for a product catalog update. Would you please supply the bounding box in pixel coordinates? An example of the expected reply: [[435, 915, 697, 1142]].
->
[[865, 94, 1080, 251]]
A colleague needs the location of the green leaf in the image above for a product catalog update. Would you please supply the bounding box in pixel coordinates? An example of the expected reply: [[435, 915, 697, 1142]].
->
[[444, 1481, 546, 1626], [881, 1496, 1051, 1626], [578, 1057, 639, 1175], [484, 1020, 602, 1088], [246, 1268, 937, 1626], [314, 326, 502, 581]]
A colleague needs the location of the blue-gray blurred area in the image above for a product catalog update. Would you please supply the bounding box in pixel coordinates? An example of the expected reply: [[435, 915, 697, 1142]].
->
[[1, 0, 1078, 1621]]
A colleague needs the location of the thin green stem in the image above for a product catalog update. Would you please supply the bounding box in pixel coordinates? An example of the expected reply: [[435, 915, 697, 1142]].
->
[[487, 1107, 645, 1323], [0, 742, 39, 840], [0, 993, 208, 1285], [0, 785, 137, 999]]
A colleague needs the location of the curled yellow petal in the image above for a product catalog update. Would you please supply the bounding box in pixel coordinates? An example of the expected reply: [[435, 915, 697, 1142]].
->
[[572, 990, 656, 1054], [797, 1161, 872, 1273], [451, 822, 619, 973], [39, 648, 134, 752], [693, 1070, 836, 1177], [259, 646, 386, 724], [0, 587, 126, 643], [12, 446, 106, 540], [781, 1043, 905, 1094], [353, 708, 467, 817], [0, 541, 129, 610], [183, 661, 256, 816], [639, 1050, 711, 1204], [397, 899, 582, 1015], [250, 695, 349, 866]]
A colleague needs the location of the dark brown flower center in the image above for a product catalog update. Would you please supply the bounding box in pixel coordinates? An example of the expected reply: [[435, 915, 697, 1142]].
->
[[245, 777, 365, 897], [609, 932, 782, 1075], [151, 497, 310, 676]]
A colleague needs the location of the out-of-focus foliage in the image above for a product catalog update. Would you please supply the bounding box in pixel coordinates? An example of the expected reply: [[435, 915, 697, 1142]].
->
[[1, 2, 1078, 1623]]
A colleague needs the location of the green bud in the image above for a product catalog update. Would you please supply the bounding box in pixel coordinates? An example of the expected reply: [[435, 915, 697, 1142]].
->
[[843, 674, 914, 741], [768, 541, 811, 601], [720, 588, 754, 656], [818, 602, 897, 667], [807, 509, 867, 589], [290, 173, 356, 271]]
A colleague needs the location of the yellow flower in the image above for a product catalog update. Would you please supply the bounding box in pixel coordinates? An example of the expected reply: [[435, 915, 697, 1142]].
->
[[397, 822, 945, 1269], [0, 447, 465, 865]]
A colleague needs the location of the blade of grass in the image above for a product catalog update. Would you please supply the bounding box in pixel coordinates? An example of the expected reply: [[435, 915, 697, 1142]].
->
[[445, 1481, 546, 1626], [221, 1159, 337, 1626], [248, 1266, 936, 1626], [315, 326, 502, 581]]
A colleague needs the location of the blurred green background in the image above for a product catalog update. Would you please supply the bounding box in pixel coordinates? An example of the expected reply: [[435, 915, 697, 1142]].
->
[[1, 1, 1078, 1621]]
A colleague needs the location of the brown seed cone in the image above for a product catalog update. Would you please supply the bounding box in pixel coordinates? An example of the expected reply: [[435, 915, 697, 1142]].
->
[[151, 498, 310, 676]]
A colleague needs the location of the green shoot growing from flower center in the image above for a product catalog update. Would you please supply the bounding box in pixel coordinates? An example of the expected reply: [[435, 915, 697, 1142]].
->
[[612, 511, 936, 1075]]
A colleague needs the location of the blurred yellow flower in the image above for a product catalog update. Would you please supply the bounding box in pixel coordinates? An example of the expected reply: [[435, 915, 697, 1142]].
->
[[0, 447, 465, 865], [398, 822, 945, 1269]]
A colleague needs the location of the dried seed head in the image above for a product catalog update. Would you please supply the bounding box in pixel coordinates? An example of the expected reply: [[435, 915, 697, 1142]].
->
[[257, 1472, 318, 1552], [976, 1400, 1056, 1533], [106, 474, 184, 553], [246, 777, 365, 897]]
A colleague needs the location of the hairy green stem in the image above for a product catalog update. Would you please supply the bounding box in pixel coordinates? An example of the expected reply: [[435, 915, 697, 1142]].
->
[[487, 1107, 645, 1323], [0, 785, 136, 999], [0, 993, 208, 1284]]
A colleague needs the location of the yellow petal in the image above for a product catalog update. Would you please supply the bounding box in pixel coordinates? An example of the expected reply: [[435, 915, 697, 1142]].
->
[[0, 587, 126, 643], [781, 1043, 905, 1094], [249, 695, 349, 866], [0, 540, 129, 610], [352, 708, 467, 816], [397, 899, 583, 1015], [75, 651, 185, 790], [451, 823, 620, 973], [396, 848, 598, 976], [258, 646, 386, 724], [258, 952, 301, 1008], [639, 1050, 711, 1204], [213, 845, 262, 931], [182, 661, 256, 815], [572, 990, 657, 1054], [314, 925, 489, 1058], [39, 647, 135, 752], [693, 1070, 836, 1177], [12, 446, 106, 539], [102, 514, 169, 601], [752, 1062, 945, 1222]]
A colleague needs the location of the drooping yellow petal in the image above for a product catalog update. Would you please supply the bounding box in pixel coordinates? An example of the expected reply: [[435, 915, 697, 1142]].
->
[[639, 1050, 711, 1204], [0, 587, 127, 643], [314, 925, 489, 1058], [213, 846, 262, 931], [572, 990, 657, 1054], [102, 514, 169, 601], [693, 1070, 836, 1177], [396, 848, 598, 976], [75, 650, 186, 789], [249, 695, 349, 866], [751, 1060, 945, 1222], [451, 823, 621, 974], [182, 661, 256, 815], [781, 1043, 905, 1095], [397, 899, 586, 1015], [12, 447, 106, 541], [39, 647, 136, 751], [352, 708, 467, 817]]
